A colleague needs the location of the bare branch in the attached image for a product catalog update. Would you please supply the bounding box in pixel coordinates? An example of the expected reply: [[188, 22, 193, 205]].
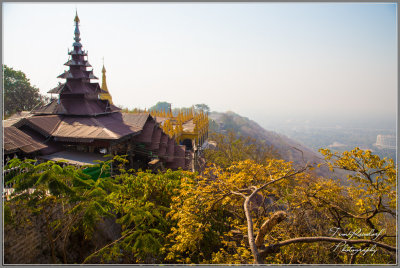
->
[[82, 228, 136, 264], [291, 146, 307, 166], [242, 165, 308, 264], [243, 196, 262, 263], [310, 195, 384, 221], [250, 166, 308, 201], [230, 190, 247, 199], [255, 211, 287, 247]]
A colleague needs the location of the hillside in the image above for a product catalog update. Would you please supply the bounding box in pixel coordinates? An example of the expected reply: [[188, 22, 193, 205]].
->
[[208, 111, 344, 179]]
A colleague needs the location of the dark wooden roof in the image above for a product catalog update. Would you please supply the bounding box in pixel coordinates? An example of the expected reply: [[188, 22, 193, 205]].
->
[[33, 99, 67, 115], [48, 83, 104, 95], [4, 126, 47, 154], [64, 59, 91, 67], [4, 112, 188, 169], [19, 126, 63, 155], [33, 98, 120, 116], [52, 113, 142, 141], [121, 113, 150, 130], [160, 133, 168, 144], [166, 145, 186, 169], [14, 115, 63, 137], [10, 113, 152, 143], [68, 50, 87, 56], [166, 138, 175, 162], [133, 120, 155, 143], [150, 127, 162, 150], [158, 143, 167, 157], [48, 83, 66, 94], [3, 112, 33, 127]]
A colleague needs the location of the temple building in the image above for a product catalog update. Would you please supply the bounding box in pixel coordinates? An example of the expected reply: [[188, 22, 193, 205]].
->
[[3, 12, 208, 171], [150, 108, 209, 152]]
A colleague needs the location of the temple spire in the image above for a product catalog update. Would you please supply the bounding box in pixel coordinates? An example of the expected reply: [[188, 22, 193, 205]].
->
[[74, 10, 81, 43], [101, 58, 108, 91], [74, 9, 80, 23], [40, 11, 119, 116], [100, 59, 113, 104]]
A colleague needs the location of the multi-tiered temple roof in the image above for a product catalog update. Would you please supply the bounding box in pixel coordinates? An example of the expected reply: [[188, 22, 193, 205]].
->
[[3, 12, 206, 171], [35, 12, 119, 116], [1, 8, 215, 259]]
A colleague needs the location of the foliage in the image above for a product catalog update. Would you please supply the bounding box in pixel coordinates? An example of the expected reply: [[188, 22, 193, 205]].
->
[[194, 104, 210, 114], [204, 131, 279, 168], [165, 159, 303, 264], [318, 147, 396, 213], [208, 118, 220, 133], [268, 148, 397, 264], [3, 146, 396, 264], [149, 101, 171, 113], [4, 157, 117, 263], [84, 169, 195, 264], [165, 148, 396, 264], [3, 65, 49, 117]]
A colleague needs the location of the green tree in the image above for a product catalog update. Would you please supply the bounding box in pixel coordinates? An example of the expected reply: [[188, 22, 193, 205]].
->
[[149, 101, 171, 113], [4, 147, 396, 264], [194, 104, 210, 114], [3, 65, 48, 117], [83, 169, 196, 264], [4, 157, 116, 264]]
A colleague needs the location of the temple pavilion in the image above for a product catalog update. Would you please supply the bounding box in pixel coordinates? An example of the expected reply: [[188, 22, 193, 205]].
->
[[3, 12, 208, 171]]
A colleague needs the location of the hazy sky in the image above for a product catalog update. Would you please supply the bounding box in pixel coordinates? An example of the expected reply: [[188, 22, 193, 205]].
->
[[3, 3, 397, 126]]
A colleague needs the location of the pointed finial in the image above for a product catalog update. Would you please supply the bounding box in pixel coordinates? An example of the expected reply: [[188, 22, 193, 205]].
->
[[73, 10, 81, 43], [74, 9, 80, 23], [102, 57, 106, 72]]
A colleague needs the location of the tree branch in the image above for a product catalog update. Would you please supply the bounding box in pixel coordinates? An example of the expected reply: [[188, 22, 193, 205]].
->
[[242, 165, 308, 264], [250, 166, 308, 202], [230, 191, 247, 199], [243, 196, 262, 263], [82, 228, 135, 264], [255, 211, 287, 247]]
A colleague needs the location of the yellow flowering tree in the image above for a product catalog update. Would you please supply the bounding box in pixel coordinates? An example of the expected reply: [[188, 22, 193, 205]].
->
[[164, 147, 396, 264]]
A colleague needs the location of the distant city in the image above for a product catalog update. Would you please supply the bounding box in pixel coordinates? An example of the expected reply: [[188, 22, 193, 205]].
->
[[257, 115, 396, 161]]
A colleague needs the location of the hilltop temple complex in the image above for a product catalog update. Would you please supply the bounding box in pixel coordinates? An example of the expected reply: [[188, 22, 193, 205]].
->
[[3, 12, 208, 172]]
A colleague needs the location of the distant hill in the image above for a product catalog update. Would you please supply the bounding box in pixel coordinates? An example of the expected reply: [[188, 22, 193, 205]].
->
[[208, 111, 346, 180]]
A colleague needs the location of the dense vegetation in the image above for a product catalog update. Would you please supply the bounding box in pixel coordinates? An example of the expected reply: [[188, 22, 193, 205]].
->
[[3, 134, 396, 264], [3, 65, 49, 118]]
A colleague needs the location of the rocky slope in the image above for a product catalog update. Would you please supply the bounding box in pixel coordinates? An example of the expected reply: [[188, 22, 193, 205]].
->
[[209, 111, 346, 180]]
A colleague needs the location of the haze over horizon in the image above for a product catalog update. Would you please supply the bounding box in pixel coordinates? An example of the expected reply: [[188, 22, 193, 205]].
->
[[3, 3, 397, 128]]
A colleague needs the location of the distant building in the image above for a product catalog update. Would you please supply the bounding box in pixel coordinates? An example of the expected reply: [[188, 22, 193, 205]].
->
[[374, 135, 396, 150], [328, 141, 346, 148]]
